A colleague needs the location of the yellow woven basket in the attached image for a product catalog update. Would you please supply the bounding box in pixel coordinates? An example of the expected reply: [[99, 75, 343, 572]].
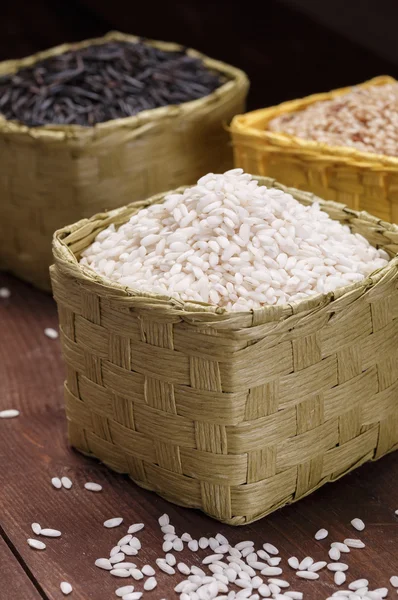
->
[[230, 76, 398, 224], [51, 176, 398, 525], [0, 31, 249, 290]]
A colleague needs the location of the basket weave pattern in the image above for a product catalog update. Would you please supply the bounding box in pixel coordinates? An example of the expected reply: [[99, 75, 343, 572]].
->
[[51, 178, 398, 525], [0, 31, 249, 290], [230, 76, 398, 224]]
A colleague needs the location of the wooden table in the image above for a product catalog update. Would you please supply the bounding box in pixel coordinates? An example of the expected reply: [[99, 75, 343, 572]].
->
[[1, 272, 397, 600]]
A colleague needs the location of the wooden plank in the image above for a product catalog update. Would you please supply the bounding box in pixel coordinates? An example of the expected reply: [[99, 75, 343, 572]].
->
[[0, 536, 43, 599], [1, 273, 398, 600]]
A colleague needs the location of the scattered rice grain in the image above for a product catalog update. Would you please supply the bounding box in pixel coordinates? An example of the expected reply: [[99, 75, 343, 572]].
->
[[44, 327, 59, 339], [351, 518, 365, 531], [116, 585, 134, 597], [0, 409, 19, 418], [295, 571, 319, 580], [40, 528, 61, 537], [27, 539, 46, 550], [61, 476, 72, 489], [128, 523, 144, 534], [104, 517, 123, 528], [84, 482, 102, 492], [315, 528, 328, 540], [95, 558, 113, 570], [60, 582, 72, 595], [0, 287, 11, 298], [334, 572, 346, 586], [31, 523, 41, 535], [144, 577, 157, 591]]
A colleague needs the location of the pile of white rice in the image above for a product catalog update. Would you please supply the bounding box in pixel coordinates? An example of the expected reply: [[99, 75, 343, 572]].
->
[[80, 170, 389, 311]]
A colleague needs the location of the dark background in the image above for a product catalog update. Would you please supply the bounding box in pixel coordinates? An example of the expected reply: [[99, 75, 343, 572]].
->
[[2, 0, 398, 111]]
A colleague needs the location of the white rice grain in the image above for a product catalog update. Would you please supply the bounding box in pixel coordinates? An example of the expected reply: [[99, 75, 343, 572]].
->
[[144, 577, 157, 591], [118, 535, 132, 547], [131, 569, 144, 580], [262, 543, 279, 555], [334, 571, 346, 586], [51, 477, 62, 489], [156, 559, 175, 575], [84, 482, 102, 492], [104, 517, 123, 528], [268, 584, 281, 596], [287, 557, 299, 570], [158, 514, 170, 527], [116, 585, 135, 597], [327, 563, 349, 572], [314, 528, 328, 540], [268, 579, 289, 588], [95, 558, 112, 570], [349, 579, 369, 590], [331, 542, 350, 553], [298, 557, 313, 570], [44, 327, 59, 339], [161, 524, 175, 534], [173, 538, 184, 552], [390, 576, 398, 587], [0, 287, 11, 298], [216, 534, 229, 545], [0, 409, 19, 418], [165, 553, 176, 566], [40, 528, 61, 537], [260, 567, 282, 577], [258, 585, 271, 598], [188, 540, 199, 552], [128, 523, 144, 534], [124, 547, 139, 557], [31, 523, 41, 535], [60, 582, 72, 595], [178, 563, 191, 575], [110, 553, 126, 565], [296, 571, 319, 580], [343, 539, 365, 549], [329, 547, 341, 561], [61, 476, 72, 489], [27, 539, 46, 550], [308, 561, 327, 572], [351, 518, 365, 531], [236, 541, 254, 551]]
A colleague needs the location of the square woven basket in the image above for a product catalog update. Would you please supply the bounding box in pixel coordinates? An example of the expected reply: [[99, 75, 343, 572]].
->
[[0, 31, 248, 290], [230, 76, 398, 224], [51, 176, 398, 525]]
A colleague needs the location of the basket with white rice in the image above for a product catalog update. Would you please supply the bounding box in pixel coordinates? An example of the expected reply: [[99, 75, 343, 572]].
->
[[51, 170, 398, 524]]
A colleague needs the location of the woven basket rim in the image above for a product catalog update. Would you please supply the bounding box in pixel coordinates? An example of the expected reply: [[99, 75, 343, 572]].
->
[[230, 75, 398, 168], [0, 30, 249, 140], [51, 176, 398, 326]]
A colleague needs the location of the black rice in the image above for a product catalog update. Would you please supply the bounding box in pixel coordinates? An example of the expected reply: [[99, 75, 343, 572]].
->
[[0, 40, 225, 127]]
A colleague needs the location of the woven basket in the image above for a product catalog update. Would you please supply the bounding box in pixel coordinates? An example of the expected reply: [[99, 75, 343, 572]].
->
[[230, 76, 398, 224], [0, 31, 248, 290], [51, 176, 398, 525]]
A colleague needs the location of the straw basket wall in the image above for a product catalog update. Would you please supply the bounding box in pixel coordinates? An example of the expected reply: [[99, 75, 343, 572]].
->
[[51, 177, 398, 525], [0, 31, 249, 290], [230, 76, 398, 224]]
